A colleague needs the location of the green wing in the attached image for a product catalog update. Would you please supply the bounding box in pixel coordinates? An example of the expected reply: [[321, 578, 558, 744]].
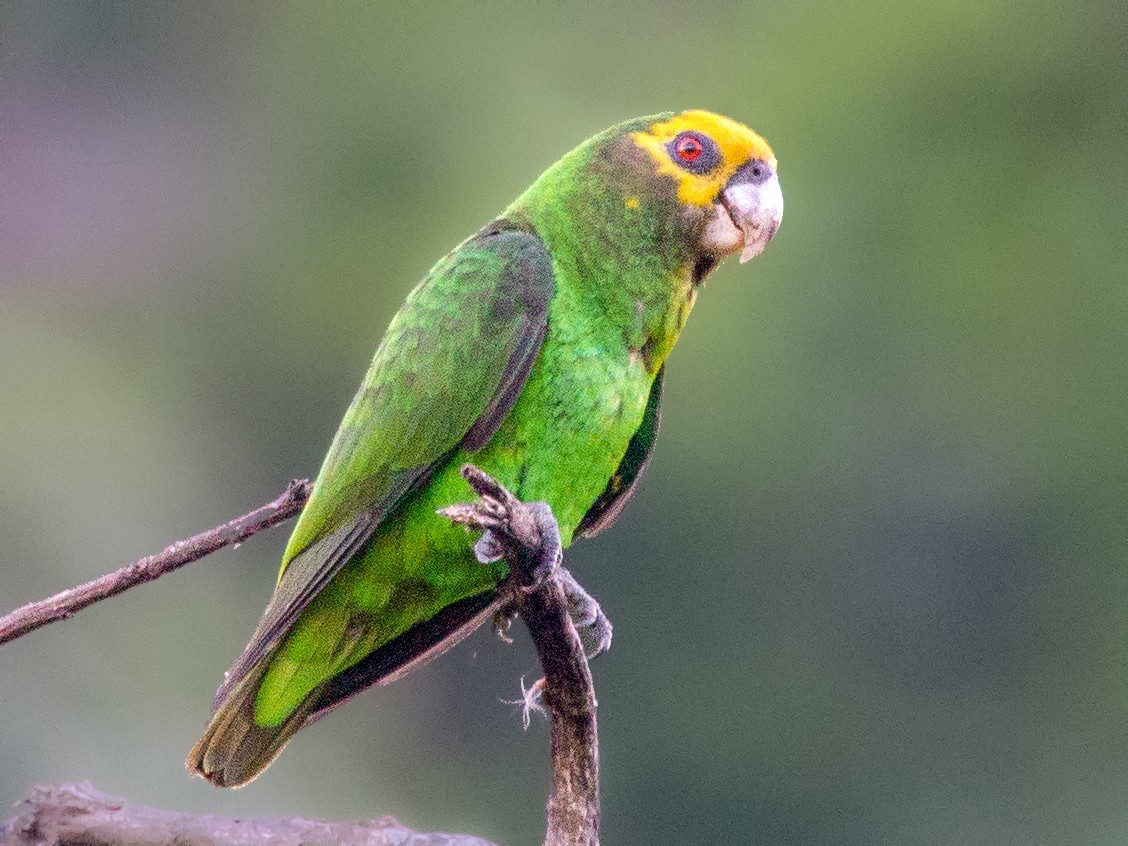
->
[[286, 225, 554, 567], [207, 225, 553, 716]]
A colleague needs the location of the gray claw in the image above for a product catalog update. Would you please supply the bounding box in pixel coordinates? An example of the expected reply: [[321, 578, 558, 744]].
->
[[518, 502, 562, 591], [473, 530, 507, 564], [557, 566, 613, 659]]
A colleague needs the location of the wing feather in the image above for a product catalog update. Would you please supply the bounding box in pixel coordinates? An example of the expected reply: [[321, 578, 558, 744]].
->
[[208, 226, 554, 710]]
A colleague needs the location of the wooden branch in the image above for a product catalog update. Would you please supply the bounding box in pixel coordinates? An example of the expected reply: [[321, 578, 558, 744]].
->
[[441, 465, 600, 846], [0, 782, 498, 846], [521, 572, 600, 846], [0, 479, 312, 646]]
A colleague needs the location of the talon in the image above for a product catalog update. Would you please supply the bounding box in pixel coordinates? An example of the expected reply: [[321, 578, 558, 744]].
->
[[512, 502, 561, 591], [579, 612, 613, 659], [492, 607, 516, 644], [473, 530, 507, 564], [557, 565, 614, 660]]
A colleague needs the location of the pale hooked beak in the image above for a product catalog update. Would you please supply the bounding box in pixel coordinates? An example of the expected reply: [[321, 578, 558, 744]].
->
[[700, 160, 783, 264]]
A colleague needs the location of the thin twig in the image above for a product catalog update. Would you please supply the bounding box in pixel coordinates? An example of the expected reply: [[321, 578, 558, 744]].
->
[[0, 479, 312, 646]]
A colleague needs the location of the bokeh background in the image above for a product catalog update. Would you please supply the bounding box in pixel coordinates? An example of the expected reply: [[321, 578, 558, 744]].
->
[[2, 3, 1125, 844]]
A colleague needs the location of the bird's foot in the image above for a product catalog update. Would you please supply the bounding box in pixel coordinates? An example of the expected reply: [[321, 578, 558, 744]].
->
[[558, 566, 613, 659], [439, 466, 618, 717], [440, 463, 613, 667], [438, 465, 561, 592]]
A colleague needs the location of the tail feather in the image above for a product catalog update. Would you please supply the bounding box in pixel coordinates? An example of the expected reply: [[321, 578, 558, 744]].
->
[[186, 673, 320, 788], [187, 591, 502, 786]]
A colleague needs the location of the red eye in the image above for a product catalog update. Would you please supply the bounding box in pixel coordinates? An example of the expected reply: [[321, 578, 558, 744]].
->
[[675, 134, 704, 161], [667, 131, 719, 172]]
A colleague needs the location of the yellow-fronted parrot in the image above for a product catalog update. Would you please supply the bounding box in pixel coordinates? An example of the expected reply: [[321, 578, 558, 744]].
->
[[188, 110, 782, 786]]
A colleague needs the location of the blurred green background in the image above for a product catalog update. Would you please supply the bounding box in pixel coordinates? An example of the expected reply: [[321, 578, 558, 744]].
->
[[2, 2, 1125, 844]]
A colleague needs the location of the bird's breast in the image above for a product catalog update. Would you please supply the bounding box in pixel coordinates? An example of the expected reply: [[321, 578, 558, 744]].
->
[[472, 330, 652, 548]]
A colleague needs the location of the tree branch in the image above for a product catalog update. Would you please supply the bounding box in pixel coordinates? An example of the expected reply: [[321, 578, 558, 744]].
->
[[522, 572, 600, 846], [0, 782, 497, 846], [441, 465, 600, 846], [0, 479, 312, 646]]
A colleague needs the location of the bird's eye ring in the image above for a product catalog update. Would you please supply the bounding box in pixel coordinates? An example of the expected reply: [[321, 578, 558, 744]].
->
[[667, 131, 720, 173]]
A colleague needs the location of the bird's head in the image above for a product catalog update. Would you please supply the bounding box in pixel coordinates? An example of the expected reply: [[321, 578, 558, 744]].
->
[[627, 109, 783, 268], [508, 109, 782, 291]]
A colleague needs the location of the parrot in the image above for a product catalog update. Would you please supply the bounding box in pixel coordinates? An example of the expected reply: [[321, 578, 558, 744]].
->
[[187, 109, 782, 787]]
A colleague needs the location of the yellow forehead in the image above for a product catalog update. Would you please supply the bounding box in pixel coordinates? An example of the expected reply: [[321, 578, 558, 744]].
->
[[631, 110, 777, 206]]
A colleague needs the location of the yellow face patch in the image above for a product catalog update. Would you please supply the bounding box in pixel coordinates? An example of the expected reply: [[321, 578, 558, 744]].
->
[[631, 110, 777, 207]]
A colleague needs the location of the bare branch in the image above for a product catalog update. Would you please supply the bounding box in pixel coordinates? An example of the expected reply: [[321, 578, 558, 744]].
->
[[0, 479, 312, 646], [521, 569, 600, 846], [0, 782, 497, 846], [442, 464, 601, 846]]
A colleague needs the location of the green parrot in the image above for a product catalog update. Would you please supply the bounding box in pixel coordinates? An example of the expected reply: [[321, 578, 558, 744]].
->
[[188, 110, 782, 786]]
